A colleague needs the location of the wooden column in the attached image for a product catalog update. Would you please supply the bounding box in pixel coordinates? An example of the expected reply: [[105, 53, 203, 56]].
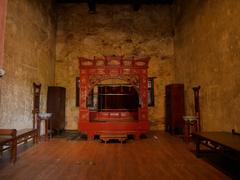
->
[[0, 0, 8, 70], [33, 83, 41, 129], [193, 86, 201, 132]]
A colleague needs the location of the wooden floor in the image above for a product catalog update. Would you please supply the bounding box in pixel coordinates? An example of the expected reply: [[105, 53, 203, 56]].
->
[[0, 131, 229, 180]]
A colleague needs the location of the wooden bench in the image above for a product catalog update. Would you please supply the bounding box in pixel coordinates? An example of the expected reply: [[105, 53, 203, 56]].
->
[[0, 128, 38, 163], [0, 129, 17, 163], [16, 128, 38, 144], [192, 129, 240, 161]]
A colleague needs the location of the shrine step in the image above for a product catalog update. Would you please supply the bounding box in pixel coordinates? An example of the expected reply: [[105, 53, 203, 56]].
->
[[100, 133, 128, 144]]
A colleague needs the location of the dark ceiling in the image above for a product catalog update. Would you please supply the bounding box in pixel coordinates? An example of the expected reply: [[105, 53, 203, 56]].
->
[[56, 0, 174, 4], [56, 0, 174, 12]]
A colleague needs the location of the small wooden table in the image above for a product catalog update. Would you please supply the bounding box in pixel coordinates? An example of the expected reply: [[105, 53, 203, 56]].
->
[[37, 117, 51, 141], [183, 116, 198, 143]]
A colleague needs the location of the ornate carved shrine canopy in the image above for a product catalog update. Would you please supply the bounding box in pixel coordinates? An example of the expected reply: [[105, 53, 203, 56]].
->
[[78, 56, 150, 140]]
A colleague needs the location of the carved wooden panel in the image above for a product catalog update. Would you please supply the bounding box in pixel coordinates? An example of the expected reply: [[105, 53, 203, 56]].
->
[[78, 56, 150, 139]]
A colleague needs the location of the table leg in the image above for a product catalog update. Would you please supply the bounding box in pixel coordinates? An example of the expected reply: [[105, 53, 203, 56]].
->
[[184, 122, 190, 143], [45, 119, 49, 141], [11, 139, 17, 163], [37, 119, 41, 141], [49, 118, 52, 138], [195, 138, 201, 157], [192, 121, 197, 133]]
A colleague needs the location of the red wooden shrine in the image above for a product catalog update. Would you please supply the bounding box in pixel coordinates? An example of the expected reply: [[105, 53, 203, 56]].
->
[[78, 56, 150, 140]]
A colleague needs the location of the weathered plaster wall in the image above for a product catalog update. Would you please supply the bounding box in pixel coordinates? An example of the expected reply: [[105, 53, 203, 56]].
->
[[0, 0, 56, 129], [56, 4, 175, 130], [174, 0, 240, 131]]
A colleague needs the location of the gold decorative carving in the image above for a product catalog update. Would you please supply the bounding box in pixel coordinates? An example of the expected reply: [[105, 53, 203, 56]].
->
[[135, 61, 146, 66], [88, 75, 140, 92], [97, 69, 105, 74], [90, 69, 96, 74], [143, 77, 147, 83], [108, 59, 121, 65], [81, 60, 93, 66], [141, 113, 146, 119], [81, 78, 86, 84], [141, 69, 147, 74], [81, 70, 87, 74], [109, 69, 119, 76], [80, 113, 88, 119], [96, 60, 105, 66], [123, 69, 131, 74], [123, 60, 132, 66]]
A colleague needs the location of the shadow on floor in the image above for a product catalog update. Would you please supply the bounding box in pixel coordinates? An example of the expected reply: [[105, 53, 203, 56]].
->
[[53, 130, 87, 141], [0, 141, 34, 169], [192, 150, 240, 179]]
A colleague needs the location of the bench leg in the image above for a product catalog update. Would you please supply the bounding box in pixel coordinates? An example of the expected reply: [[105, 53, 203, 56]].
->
[[34, 130, 38, 144], [195, 139, 201, 157], [0, 145, 3, 157], [11, 139, 17, 163]]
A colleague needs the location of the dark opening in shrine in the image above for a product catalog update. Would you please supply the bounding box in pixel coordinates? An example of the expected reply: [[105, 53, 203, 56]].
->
[[97, 85, 139, 110]]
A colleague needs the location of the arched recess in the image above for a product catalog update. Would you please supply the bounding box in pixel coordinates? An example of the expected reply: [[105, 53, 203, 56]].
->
[[87, 76, 140, 95], [78, 56, 150, 140]]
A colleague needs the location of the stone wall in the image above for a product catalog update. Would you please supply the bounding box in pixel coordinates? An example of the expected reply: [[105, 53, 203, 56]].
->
[[174, 0, 240, 131], [0, 0, 56, 129], [2, 1, 239, 132], [56, 4, 175, 130]]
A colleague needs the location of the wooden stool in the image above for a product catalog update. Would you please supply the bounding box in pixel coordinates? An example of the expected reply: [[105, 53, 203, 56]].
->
[[100, 134, 127, 144], [183, 116, 198, 143]]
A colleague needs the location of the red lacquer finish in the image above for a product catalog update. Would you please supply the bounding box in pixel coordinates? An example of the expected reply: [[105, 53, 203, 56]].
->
[[78, 56, 150, 139]]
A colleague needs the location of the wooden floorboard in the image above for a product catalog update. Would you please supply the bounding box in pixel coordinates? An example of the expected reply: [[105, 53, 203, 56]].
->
[[0, 131, 230, 180]]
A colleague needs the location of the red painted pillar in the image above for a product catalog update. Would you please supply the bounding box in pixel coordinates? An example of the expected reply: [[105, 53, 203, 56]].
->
[[0, 0, 8, 72]]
